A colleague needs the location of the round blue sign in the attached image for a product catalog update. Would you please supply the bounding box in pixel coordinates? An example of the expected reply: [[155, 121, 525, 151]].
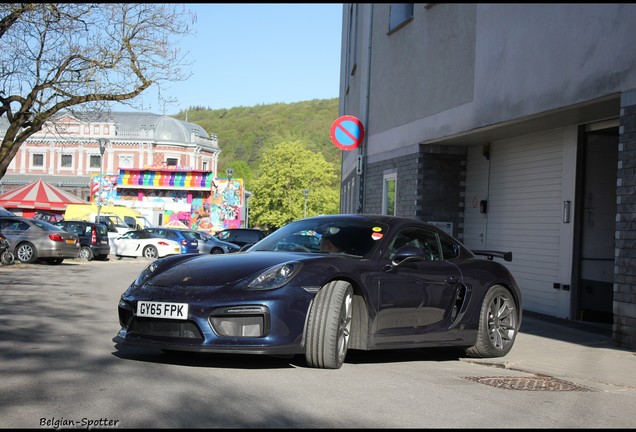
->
[[330, 115, 365, 151]]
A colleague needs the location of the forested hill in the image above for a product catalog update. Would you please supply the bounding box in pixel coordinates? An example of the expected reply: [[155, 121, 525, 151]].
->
[[173, 98, 341, 175]]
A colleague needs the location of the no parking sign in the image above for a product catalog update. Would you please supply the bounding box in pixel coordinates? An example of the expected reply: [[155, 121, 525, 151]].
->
[[330, 115, 365, 151]]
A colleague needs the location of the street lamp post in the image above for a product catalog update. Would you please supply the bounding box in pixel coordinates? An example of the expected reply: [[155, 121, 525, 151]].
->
[[244, 190, 251, 228], [303, 189, 309, 218], [96, 139, 107, 223]]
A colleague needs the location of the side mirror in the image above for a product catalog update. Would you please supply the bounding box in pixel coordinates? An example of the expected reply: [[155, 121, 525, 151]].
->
[[239, 243, 254, 252], [393, 245, 428, 265]]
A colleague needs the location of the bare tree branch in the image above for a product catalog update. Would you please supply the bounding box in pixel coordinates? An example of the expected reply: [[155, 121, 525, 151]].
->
[[0, 3, 196, 179]]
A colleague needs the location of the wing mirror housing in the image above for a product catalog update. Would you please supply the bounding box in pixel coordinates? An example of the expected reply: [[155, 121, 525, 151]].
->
[[393, 245, 428, 265]]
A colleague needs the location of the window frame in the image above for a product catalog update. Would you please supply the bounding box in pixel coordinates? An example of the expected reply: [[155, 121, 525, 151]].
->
[[32, 153, 44, 168], [382, 172, 397, 216], [388, 3, 414, 34], [60, 154, 73, 169]]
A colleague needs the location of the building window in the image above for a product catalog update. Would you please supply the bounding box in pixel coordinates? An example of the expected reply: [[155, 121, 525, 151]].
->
[[383, 173, 397, 216], [119, 155, 133, 169], [32, 154, 44, 167], [90, 155, 101, 168], [389, 3, 413, 33], [202, 161, 209, 171], [61, 154, 73, 168], [166, 157, 178, 166]]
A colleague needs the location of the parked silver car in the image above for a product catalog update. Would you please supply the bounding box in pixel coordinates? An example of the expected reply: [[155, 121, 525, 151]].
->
[[0, 216, 80, 264], [189, 230, 241, 254]]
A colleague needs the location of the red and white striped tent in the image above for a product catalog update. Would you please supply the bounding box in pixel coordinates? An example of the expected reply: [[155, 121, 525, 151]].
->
[[0, 180, 84, 212]]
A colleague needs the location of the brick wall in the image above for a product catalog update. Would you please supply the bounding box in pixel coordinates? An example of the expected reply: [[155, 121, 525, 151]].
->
[[615, 90, 636, 349], [363, 145, 466, 239]]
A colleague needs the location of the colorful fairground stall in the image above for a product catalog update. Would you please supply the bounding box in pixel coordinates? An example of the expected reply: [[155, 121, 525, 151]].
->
[[90, 165, 244, 233]]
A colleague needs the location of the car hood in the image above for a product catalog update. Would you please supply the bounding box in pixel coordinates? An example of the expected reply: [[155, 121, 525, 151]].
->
[[145, 251, 323, 288]]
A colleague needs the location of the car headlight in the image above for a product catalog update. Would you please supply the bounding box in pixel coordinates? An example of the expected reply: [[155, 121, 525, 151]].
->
[[246, 262, 303, 291], [134, 258, 164, 286]]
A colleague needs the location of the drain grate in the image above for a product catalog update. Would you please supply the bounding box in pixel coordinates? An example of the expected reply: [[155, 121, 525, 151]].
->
[[464, 376, 596, 392]]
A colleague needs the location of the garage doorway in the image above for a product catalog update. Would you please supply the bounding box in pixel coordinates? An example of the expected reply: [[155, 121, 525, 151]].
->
[[574, 122, 618, 324]]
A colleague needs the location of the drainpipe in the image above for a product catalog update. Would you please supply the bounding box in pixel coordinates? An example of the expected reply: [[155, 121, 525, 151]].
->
[[357, 4, 373, 214]]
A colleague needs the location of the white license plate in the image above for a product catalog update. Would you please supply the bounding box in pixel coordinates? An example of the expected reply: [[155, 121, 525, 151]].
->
[[137, 301, 188, 319]]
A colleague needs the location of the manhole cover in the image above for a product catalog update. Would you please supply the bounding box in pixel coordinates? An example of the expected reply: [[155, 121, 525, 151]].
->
[[464, 376, 595, 392]]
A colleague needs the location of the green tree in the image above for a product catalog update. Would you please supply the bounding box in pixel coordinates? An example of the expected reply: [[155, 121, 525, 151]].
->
[[220, 160, 253, 190], [249, 141, 339, 229], [0, 3, 195, 179]]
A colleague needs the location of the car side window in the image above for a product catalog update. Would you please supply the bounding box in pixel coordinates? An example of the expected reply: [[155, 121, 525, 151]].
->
[[439, 236, 460, 260], [14, 221, 30, 232], [68, 223, 83, 234], [124, 216, 136, 228], [384, 227, 441, 261]]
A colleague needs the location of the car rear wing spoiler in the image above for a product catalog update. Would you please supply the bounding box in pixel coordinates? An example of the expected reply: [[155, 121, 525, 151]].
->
[[472, 250, 513, 262]]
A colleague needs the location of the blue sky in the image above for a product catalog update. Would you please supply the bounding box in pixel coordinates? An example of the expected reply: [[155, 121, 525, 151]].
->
[[124, 4, 344, 115]]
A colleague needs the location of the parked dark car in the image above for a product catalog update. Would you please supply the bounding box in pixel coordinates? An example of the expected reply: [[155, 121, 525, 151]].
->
[[214, 228, 266, 248], [0, 215, 80, 264], [32, 210, 64, 223], [187, 230, 240, 254], [53, 220, 110, 261], [0, 206, 15, 216], [143, 227, 199, 254], [114, 214, 522, 369]]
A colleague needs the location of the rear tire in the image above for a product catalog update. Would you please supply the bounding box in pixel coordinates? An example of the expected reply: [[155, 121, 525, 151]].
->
[[15, 242, 37, 263], [143, 245, 158, 259], [305, 280, 353, 369], [79, 246, 94, 261], [465, 285, 518, 358]]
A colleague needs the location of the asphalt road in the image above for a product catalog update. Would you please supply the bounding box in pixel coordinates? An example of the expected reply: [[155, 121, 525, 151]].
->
[[1, 258, 635, 428]]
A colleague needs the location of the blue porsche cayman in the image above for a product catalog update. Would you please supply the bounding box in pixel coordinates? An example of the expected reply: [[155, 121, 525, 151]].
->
[[113, 214, 522, 369]]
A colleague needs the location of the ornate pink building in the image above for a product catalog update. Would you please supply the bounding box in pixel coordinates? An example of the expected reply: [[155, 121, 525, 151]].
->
[[0, 111, 221, 201]]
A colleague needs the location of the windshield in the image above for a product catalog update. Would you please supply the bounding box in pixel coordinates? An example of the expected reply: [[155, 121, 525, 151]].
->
[[250, 217, 387, 256]]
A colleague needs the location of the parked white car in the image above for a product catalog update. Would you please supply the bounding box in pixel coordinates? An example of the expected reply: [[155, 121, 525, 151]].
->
[[110, 230, 181, 259]]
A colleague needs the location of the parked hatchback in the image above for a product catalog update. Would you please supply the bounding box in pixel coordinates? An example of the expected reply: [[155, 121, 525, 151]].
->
[[143, 227, 199, 254], [0, 216, 80, 264], [214, 228, 266, 248], [53, 220, 110, 261]]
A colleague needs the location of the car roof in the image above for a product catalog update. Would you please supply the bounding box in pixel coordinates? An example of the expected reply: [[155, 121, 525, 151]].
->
[[58, 220, 100, 225], [148, 227, 186, 233]]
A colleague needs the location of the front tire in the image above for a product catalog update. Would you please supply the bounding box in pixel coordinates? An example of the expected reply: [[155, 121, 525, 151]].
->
[[15, 242, 37, 263], [210, 247, 223, 254], [1, 250, 14, 265], [305, 280, 353, 369], [465, 284, 518, 358], [143, 245, 158, 259]]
